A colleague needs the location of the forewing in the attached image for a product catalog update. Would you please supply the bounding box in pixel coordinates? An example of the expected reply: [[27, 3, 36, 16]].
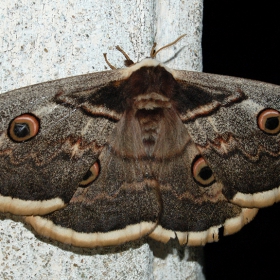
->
[[0, 70, 127, 215]]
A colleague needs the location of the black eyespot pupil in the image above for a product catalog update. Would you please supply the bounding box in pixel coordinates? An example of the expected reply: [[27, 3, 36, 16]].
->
[[82, 170, 93, 181], [265, 117, 279, 130], [14, 123, 30, 138], [199, 166, 213, 181]]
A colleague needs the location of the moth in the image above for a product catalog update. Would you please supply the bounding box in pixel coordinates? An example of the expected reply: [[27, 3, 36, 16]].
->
[[0, 35, 279, 248]]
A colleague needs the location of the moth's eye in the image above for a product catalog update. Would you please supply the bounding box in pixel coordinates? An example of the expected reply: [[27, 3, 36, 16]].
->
[[192, 157, 215, 186], [80, 161, 100, 186], [257, 108, 280, 135], [8, 113, 40, 142]]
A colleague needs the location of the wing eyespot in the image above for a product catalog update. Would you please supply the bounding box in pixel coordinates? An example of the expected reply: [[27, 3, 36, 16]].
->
[[192, 156, 215, 186], [257, 108, 280, 135], [8, 113, 40, 142], [79, 161, 100, 186]]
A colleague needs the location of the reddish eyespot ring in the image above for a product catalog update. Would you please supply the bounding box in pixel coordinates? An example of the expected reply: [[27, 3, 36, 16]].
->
[[257, 108, 280, 135], [192, 156, 215, 186], [80, 161, 100, 186], [8, 113, 40, 142]]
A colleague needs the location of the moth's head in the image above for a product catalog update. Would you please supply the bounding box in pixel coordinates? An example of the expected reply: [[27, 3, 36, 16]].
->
[[104, 34, 186, 70]]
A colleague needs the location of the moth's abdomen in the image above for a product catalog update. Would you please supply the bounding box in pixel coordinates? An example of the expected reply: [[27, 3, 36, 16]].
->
[[136, 107, 163, 155], [133, 92, 171, 155]]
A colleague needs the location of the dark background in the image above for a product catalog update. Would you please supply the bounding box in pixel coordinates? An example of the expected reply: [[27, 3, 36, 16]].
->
[[202, 1, 280, 280]]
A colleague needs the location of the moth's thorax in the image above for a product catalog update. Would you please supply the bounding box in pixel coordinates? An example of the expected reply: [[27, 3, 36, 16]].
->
[[119, 64, 184, 156], [124, 64, 179, 102]]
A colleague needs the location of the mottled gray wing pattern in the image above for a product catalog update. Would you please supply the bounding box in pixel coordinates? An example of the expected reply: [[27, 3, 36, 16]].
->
[[1, 60, 279, 247], [0, 70, 125, 215], [173, 70, 280, 208]]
